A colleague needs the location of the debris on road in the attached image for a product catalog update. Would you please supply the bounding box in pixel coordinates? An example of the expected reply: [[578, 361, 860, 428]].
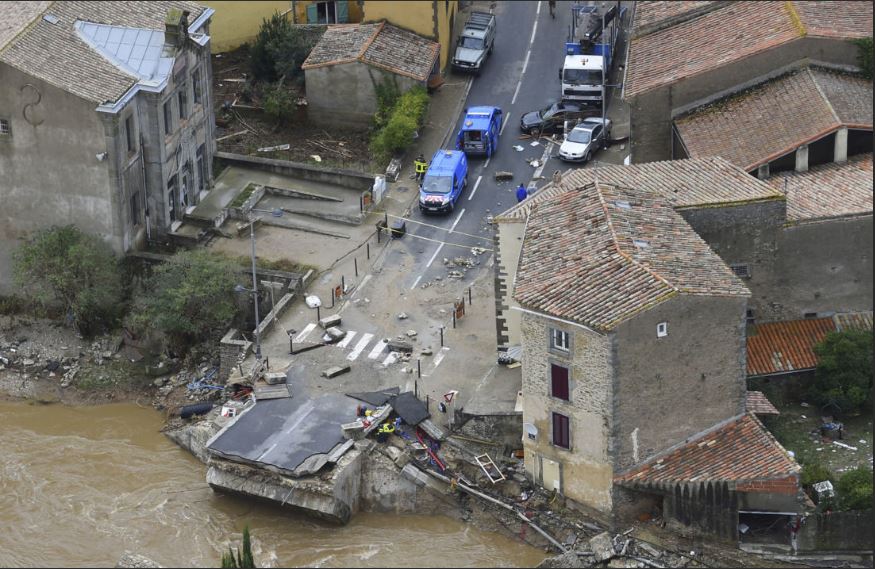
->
[[319, 314, 342, 329], [513, 145, 524, 151], [406, 330, 418, 338], [321, 327, 346, 343], [495, 171, 514, 181], [321, 365, 351, 378], [397, 312, 408, 320]]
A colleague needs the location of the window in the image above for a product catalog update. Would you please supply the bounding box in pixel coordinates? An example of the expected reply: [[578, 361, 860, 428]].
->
[[551, 364, 570, 401], [746, 309, 755, 325], [130, 191, 140, 225], [168, 174, 178, 222], [192, 69, 202, 105], [657, 322, 668, 338], [163, 100, 173, 134], [550, 328, 570, 352], [1, 118, 12, 136], [178, 86, 187, 120], [181, 162, 192, 208], [196, 144, 206, 192], [803, 312, 818, 319], [730, 264, 751, 279], [552, 412, 570, 449], [125, 115, 135, 153]]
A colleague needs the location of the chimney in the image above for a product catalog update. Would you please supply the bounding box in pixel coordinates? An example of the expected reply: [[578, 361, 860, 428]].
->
[[164, 8, 190, 50]]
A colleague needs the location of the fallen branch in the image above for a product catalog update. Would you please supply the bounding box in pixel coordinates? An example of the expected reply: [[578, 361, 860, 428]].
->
[[216, 130, 249, 142], [631, 557, 665, 569]]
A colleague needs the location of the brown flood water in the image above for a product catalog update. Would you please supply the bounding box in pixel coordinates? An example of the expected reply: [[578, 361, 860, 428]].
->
[[0, 402, 547, 568]]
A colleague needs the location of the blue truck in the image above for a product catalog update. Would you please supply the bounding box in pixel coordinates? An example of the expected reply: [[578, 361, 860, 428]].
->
[[456, 106, 503, 157], [418, 149, 468, 214]]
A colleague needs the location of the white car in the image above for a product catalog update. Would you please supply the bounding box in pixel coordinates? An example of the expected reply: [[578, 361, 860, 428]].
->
[[558, 118, 612, 163]]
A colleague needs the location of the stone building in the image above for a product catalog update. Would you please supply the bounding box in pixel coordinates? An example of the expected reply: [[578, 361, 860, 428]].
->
[[624, 1, 873, 164], [301, 21, 439, 125], [510, 180, 806, 537], [494, 157, 872, 342], [0, 1, 217, 291]]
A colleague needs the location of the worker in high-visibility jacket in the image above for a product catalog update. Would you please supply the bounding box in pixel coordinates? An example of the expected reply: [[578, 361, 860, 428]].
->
[[414, 153, 428, 183]]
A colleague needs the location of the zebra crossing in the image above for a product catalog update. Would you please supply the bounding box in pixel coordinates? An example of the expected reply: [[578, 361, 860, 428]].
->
[[293, 324, 450, 371]]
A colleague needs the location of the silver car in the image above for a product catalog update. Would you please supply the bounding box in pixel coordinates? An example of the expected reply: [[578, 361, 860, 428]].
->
[[558, 118, 612, 162]]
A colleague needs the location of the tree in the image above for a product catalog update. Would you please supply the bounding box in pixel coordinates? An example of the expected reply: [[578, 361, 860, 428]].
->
[[263, 84, 296, 125], [220, 526, 256, 568], [853, 37, 873, 81], [835, 467, 873, 511], [250, 13, 318, 83], [13, 225, 123, 336], [810, 330, 874, 414], [128, 250, 238, 356]]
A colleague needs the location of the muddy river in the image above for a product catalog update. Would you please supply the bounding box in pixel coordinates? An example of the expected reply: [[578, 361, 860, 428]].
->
[[0, 402, 546, 568]]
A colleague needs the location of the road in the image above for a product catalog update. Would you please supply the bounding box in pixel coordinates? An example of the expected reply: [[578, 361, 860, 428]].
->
[[269, 0, 634, 412]]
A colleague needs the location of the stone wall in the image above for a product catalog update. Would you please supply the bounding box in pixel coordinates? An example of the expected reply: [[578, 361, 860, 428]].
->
[[493, 221, 525, 348], [612, 295, 748, 471], [520, 310, 615, 512], [799, 509, 875, 552], [218, 328, 251, 383], [215, 151, 378, 189]]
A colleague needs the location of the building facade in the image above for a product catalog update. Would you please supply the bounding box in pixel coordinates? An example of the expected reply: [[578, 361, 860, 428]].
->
[[0, 2, 216, 290]]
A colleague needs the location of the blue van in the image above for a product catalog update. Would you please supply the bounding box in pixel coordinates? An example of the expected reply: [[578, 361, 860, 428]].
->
[[419, 150, 468, 214], [456, 106, 503, 157]]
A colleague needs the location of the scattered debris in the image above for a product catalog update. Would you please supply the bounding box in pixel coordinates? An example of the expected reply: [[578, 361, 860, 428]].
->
[[530, 140, 540, 147], [256, 143, 290, 152], [494, 171, 514, 181], [321, 327, 346, 343], [310, 154, 322, 162], [406, 330, 418, 338], [513, 145, 524, 151], [321, 365, 351, 378], [319, 314, 342, 329], [589, 532, 616, 562], [833, 441, 858, 451], [397, 312, 408, 320]]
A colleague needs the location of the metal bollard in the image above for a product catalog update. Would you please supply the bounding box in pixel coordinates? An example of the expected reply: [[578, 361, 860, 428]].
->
[[367, 243, 370, 259], [417, 358, 421, 378], [354, 258, 358, 277], [330, 288, 335, 308], [316, 305, 321, 323], [440, 326, 444, 347], [468, 286, 472, 305], [342, 275, 345, 293], [453, 311, 456, 329]]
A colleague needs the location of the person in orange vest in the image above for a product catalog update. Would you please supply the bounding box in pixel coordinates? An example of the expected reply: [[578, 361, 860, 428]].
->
[[414, 154, 428, 183]]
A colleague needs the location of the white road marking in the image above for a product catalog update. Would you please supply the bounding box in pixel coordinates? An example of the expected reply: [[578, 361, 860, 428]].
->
[[484, 156, 491, 169], [337, 330, 357, 348], [449, 208, 465, 233], [535, 0, 542, 18], [432, 346, 450, 369], [294, 323, 316, 343], [426, 243, 444, 268], [499, 112, 511, 135], [411, 275, 422, 290], [521, 49, 531, 75], [382, 352, 398, 366], [347, 333, 374, 361], [468, 176, 483, 201], [368, 338, 388, 359], [257, 443, 278, 461], [511, 80, 522, 105], [532, 142, 554, 180], [351, 274, 371, 298]]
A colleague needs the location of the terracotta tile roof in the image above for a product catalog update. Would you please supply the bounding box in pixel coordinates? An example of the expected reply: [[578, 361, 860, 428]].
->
[[746, 317, 836, 376], [513, 182, 749, 331], [625, 1, 873, 98], [746, 391, 780, 415], [302, 22, 439, 81], [833, 311, 874, 332], [794, 1, 874, 39], [0, 1, 51, 50], [632, 1, 719, 35], [0, 1, 207, 104], [675, 68, 873, 171], [625, 2, 801, 98], [495, 157, 783, 223], [766, 153, 873, 222], [614, 413, 800, 487]]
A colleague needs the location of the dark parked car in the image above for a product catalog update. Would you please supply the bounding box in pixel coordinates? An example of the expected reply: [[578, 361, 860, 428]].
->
[[519, 102, 586, 135]]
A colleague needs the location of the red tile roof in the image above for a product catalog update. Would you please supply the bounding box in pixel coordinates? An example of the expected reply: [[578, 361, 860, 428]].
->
[[675, 68, 873, 171], [302, 22, 439, 81], [495, 157, 783, 223], [746, 317, 837, 376], [833, 311, 874, 332], [632, 1, 718, 35], [513, 182, 749, 331], [626, 1, 874, 98], [766, 153, 873, 222], [746, 391, 780, 415], [614, 413, 800, 487]]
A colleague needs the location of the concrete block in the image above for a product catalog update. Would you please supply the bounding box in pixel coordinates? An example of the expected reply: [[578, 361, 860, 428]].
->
[[319, 314, 342, 329], [387, 339, 413, 353], [322, 365, 351, 378], [264, 372, 287, 385], [322, 327, 346, 343], [589, 532, 615, 562]]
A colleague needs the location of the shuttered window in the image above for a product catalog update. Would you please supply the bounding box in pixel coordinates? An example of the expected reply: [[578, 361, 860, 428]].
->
[[552, 413, 570, 449], [551, 364, 570, 401]]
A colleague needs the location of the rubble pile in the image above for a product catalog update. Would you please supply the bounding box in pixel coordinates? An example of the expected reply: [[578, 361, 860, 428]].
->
[[538, 530, 706, 569]]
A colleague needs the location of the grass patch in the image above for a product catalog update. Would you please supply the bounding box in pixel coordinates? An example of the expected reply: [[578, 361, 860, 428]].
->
[[228, 183, 259, 209]]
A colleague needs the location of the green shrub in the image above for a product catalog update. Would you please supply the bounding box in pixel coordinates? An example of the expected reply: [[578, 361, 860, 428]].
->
[[369, 86, 430, 162], [250, 13, 324, 83], [810, 330, 874, 414], [0, 294, 27, 315], [127, 250, 239, 357], [854, 37, 873, 81], [373, 78, 401, 129], [13, 225, 124, 335], [835, 467, 873, 511], [801, 461, 835, 486], [221, 526, 256, 568], [263, 84, 296, 125]]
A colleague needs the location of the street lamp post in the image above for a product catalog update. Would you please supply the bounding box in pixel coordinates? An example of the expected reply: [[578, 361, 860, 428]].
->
[[249, 213, 262, 362]]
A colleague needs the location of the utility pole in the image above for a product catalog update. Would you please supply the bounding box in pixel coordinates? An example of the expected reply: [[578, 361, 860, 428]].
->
[[249, 214, 261, 362]]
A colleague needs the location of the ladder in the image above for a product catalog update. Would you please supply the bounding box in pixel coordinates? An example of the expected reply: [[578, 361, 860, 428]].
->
[[475, 453, 506, 484]]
